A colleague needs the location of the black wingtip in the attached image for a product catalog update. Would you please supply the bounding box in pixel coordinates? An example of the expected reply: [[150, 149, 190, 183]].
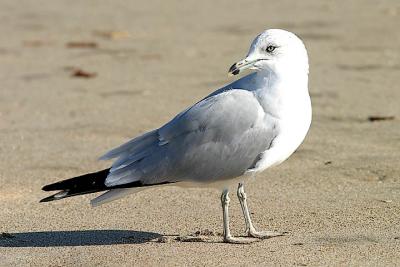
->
[[40, 168, 172, 203], [42, 180, 71, 191], [40, 189, 71, 202], [40, 169, 111, 203], [41, 184, 53, 191], [40, 197, 51, 203], [40, 195, 58, 203]]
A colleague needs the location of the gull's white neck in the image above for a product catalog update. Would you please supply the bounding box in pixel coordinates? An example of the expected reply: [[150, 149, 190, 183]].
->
[[251, 68, 310, 118], [254, 67, 308, 93]]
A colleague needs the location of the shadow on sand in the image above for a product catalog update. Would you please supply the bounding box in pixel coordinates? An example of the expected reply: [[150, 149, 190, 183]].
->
[[0, 230, 161, 247]]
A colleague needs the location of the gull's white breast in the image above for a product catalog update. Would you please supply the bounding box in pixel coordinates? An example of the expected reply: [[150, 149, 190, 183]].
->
[[246, 81, 312, 174]]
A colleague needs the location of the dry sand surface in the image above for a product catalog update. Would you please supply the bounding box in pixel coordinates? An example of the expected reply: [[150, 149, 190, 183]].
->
[[1, 0, 400, 266]]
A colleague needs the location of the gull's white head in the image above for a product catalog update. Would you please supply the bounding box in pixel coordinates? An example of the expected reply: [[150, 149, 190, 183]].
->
[[229, 29, 309, 76]]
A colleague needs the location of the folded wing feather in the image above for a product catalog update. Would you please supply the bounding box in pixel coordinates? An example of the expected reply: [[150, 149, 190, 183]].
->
[[101, 89, 276, 187]]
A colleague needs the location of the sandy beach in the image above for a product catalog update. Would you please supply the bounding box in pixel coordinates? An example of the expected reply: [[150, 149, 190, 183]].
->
[[0, 0, 399, 266]]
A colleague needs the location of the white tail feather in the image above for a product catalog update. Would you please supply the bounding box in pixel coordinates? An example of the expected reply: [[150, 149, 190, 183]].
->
[[90, 188, 145, 207]]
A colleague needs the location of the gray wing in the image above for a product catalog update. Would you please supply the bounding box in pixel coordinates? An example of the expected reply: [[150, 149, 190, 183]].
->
[[101, 88, 276, 187]]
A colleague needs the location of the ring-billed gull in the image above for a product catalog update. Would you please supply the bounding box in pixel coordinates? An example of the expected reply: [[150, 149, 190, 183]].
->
[[41, 29, 312, 244]]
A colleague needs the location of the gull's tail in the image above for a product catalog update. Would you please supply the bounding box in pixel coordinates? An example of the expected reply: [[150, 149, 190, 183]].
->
[[40, 169, 113, 202]]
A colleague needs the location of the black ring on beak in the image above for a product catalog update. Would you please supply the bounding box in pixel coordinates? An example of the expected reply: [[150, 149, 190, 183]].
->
[[228, 63, 240, 75]]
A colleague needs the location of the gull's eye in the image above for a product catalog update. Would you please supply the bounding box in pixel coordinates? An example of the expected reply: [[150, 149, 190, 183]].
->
[[266, 45, 276, 53]]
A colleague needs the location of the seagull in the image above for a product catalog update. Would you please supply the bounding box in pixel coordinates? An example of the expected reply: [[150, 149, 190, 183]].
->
[[41, 29, 312, 243]]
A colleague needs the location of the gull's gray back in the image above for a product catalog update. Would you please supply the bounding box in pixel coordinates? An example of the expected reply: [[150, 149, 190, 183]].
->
[[102, 88, 277, 187]]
